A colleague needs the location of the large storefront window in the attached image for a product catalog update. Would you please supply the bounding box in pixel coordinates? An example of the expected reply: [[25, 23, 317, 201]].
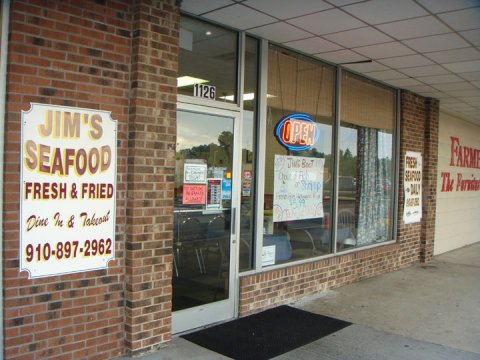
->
[[338, 72, 395, 250], [263, 46, 335, 265], [177, 16, 398, 273]]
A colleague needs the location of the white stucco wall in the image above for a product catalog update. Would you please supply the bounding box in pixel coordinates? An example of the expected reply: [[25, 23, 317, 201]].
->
[[434, 112, 480, 255]]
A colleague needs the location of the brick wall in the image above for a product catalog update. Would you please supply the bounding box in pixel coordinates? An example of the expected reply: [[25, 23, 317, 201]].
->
[[239, 90, 439, 316], [3, 0, 178, 359], [421, 98, 439, 262], [125, 0, 178, 356]]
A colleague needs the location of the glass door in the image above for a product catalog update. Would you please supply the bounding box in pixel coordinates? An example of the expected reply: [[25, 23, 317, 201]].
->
[[172, 102, 240, 334]]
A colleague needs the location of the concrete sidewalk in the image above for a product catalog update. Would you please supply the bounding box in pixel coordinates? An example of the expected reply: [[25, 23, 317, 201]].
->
[[297, 242, 480, 355], [119, 242, 480, 359]]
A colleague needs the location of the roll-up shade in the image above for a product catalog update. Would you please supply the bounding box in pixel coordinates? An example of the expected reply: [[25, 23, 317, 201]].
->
[[267, 47, 334, 120], [341, 72, 395, 131]]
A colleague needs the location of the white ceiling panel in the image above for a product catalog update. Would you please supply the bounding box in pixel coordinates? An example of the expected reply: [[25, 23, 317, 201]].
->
[[425, 48, 480, 64], [284, 37, 343, 54], [401, 65, 450, 77], [418, 74, 464, 84], [342, 0, 428, 25], [354, 42, 415, 59], [416, 0, 480, 13], [438, 7, 480, 31], [463, 96, 480, 105], [385, 78, 423, 87], [204, 4, 276, 30], [377, 16, 451, 40], [443, 60, 480, 73], [323, 27, 393, 48], [343, 61, 389, 73], [403, 33, 470, 52], [459, 71, 480, 80], [405, 84, 437, 92], [460, 29, 480, 46], [377, 54, 434, 68], [181, 0, 234, 15], [364, 69, 406, 80], [287, 9, 365, 35], [247, 22, 312, 43], [444, 103, 476, 110], [325, 0, 365, 6], [432, 82, 476, 91], [444, 88, 480, 97], [244, 0, 332, 20], [315, 49, 368, 64], [416, 90, 448, 98]]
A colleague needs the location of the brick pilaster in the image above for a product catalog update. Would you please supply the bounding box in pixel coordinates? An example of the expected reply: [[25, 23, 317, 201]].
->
[[125, 0, 179, 355], [397, 91, 425, 262], [398, 91, 439, 264], [420, 98, 439, 263]]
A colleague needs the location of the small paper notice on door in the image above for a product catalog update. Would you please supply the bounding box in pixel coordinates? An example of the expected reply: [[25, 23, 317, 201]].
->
[[262, 245, 276, 266]]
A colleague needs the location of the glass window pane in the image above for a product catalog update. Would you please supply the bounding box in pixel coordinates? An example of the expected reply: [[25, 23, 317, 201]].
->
[[263, 45, 335, 266], [338, 71, 395, 250], [173, 110, 235, 311], [239, 36, 259, 272], [178, 16, 237, 103]]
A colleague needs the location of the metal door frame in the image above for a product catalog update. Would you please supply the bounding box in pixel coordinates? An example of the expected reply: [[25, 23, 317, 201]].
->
[[172, 97, 243, 334]]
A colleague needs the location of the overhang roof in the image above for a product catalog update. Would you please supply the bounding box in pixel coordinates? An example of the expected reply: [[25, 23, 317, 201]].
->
[[181, 0, 480, 125]]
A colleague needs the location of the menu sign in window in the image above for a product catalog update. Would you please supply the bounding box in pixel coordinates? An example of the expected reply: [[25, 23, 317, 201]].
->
[[273, 155, 325, 222], [206, 178, 222, 209], [20, 103, 117, 278]]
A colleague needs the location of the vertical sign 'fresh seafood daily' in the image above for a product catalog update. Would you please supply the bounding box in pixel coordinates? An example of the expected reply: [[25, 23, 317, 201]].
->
[[20, 103, 117, 278], [403, 151, 422, 224]]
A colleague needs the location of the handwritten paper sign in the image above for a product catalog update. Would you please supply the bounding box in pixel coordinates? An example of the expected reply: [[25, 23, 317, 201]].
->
[[183, 184, 206, 204], [184, 163, 207, 184], [403, 151, 422, 224], [20, 103, 117, 278], [273, 155, 325, 222]]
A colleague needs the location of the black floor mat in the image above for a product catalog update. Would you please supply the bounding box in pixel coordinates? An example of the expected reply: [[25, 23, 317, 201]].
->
[[181, 305, 351, 360]]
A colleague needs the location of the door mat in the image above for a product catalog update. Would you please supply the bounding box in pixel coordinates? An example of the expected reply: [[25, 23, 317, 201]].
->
[[181, 305, 351, 360]]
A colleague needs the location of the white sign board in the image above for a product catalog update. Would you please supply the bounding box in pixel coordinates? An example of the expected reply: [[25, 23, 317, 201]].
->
[[403, 151, 422, 224], [184, 163, 207, 184], [20, 103, 117, 278], [262, 245, 276, 266], [273, 155, 325, 222]]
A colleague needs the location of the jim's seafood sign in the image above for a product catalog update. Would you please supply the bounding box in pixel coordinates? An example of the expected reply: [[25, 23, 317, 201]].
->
[[20, 103, 117, 278]]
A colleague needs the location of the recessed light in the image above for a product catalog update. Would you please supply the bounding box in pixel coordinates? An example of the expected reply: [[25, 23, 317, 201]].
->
[[177, 76, 209, 87]]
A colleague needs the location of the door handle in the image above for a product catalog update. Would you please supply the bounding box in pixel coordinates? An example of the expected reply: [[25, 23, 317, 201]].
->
[[231, 207, 236, 235]]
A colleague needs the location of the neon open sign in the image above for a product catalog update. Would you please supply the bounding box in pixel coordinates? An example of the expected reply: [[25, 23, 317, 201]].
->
[[275, 113, 319, 151]]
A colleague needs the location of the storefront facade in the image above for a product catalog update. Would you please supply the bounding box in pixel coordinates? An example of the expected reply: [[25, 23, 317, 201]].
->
[[1, 0, 478, 359]]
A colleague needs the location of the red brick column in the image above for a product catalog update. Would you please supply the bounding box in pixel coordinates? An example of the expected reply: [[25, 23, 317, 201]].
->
[[397, 91, 438, 264], [396, 91, 425, 261], [420, 98, 439, 263], [125, 0, 179, 355], [3, 1, 131, 359]]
